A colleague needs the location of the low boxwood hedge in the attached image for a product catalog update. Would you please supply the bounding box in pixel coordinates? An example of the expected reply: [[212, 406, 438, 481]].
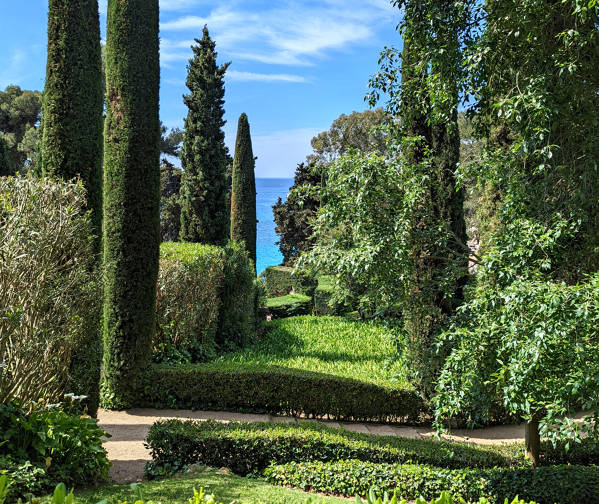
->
[[266, 294, 313, 319], [137, 365, 423, 422], [144, 419, 526, 478], [265, 460, 599, 504]]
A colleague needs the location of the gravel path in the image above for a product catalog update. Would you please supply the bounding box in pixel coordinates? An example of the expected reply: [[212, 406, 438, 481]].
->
[[98, 408, 526, 483]]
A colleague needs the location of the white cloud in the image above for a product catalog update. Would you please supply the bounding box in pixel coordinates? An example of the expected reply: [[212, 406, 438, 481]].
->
[[226, 70, 307, 83], [160, 1, 395, 67]]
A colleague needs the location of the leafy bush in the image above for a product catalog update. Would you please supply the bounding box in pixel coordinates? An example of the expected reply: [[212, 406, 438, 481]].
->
[[262, 266, 294, 297], [0, 177, 101, 413], [152, 241, 257, 364], [313, 276, 349, 316], [144, 419, 522, 478], [217, 241, 258, 351], [138, 364, 422, 421], [154, 243, 224, 363], [266, 294, 312, 319], [265, 460, 599, 504], [0, 401, 109, 499]]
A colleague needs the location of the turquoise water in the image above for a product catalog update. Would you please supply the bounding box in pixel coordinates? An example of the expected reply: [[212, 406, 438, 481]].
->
[[256, 178, 293, 275]]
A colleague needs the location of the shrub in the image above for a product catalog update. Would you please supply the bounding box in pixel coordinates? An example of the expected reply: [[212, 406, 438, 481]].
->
[[266, 294, 312, 319], [313, 276, 350, 316], [217, 241, 257, 350], [262, 266, 294, 297], [139, 365, 422, 422], [154, 243, 224, 362], [0, 177, 101, 411], [265, 460, 599, 504], [144, 419, 522, 478], [0, 401, 109, 499]]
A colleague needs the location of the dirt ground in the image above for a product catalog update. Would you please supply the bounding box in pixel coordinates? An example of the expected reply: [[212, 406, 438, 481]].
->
[[98, 408, 526, 483]]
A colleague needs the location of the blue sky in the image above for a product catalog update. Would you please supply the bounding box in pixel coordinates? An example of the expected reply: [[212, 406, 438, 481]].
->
[[0, 0, 401, 178]]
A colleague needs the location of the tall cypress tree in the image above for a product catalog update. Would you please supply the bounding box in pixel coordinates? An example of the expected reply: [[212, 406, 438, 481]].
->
[[0, 137, 10, 177], [230, 113, 257, 270], [39, 0, 104, 416], [179, 27, 230, 245], [40, 0, 104, 247], [102, 0, 160, 407]]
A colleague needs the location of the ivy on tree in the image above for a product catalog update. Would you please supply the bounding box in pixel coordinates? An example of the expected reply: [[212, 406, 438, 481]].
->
[[179, 26, 230, 245]]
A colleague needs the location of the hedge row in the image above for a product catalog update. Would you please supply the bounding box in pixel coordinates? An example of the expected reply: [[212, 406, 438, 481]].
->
[[144, 419, 525, 478], [137, 365, 423, 422], [261, 266, 316, 298], [266, 294, 312, 319], [265, 460, 599, 504]]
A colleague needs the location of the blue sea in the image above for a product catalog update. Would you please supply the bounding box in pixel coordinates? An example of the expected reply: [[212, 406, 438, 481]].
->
[[256, 178, 293, 275]]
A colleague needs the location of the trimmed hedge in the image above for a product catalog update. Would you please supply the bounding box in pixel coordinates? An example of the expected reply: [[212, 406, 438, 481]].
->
[[313, 276, 348, 316], [155, 243, 224, 361], [266, 294, 312, 319], [265, 460, 599, 504], [262, 266, 294, 297], [137, 366, 424, 422], [144, 419, 523, 478]]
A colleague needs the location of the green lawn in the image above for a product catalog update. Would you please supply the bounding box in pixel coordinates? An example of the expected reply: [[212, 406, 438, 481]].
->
[[64, 470, 349, 504], [209, 315, 409, 388]]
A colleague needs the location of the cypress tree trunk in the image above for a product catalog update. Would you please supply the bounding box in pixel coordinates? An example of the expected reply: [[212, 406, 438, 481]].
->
[[102, 0, 160, 407], [179, 27, 230, 245], [40, 0, 104, 247], [230, 113, 257, 270], [40, 0, 104, 416]]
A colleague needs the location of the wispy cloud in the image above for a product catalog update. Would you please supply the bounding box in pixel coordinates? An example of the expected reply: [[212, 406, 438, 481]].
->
[[0, 49, 30, 88], [226, 70, 307, 83], [160, 1, 394, 67]]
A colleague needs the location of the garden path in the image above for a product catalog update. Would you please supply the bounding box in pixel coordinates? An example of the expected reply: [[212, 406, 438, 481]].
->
[[98, 408, 526, 483]]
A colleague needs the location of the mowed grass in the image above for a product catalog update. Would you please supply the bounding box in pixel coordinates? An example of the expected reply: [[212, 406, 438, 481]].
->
[[61, 470, 350, 504], [210, 316, 409, 388]]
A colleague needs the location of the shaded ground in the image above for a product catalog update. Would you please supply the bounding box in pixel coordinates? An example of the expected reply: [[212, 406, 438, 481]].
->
[[98, 408, 526, 483]]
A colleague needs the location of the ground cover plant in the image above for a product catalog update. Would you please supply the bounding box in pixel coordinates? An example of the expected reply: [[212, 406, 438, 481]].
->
[[136, 316, 421, 419]]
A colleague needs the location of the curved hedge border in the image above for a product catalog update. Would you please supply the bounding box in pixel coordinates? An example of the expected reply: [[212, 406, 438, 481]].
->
[[266, 294, 312, 319], [144, 419, 525, 478], [264, 460, 599, 504], [137, 365, 424, 422]]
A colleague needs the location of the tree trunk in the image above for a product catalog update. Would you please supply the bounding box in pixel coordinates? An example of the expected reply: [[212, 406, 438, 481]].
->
[[525, 418, 540, 467]]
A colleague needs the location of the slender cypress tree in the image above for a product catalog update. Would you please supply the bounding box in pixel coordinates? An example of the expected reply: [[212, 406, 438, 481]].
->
[[102, 0, 160, 407], [40, 0, 104, 247], [39, 0, 104, 416], [230, 113, 257, 270], [179, 27, 230, 245], [0, 137, 10, 177]]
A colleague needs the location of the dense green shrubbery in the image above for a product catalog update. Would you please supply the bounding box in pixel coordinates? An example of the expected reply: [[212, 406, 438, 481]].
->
[[145, 419, 522, 478], [153, 241, 257, 364], [265, 460, 599, 504], [266, 294, 312, 319], [0, 177, 101, 414], [262, 266, 295, 297], [217, 241, 258, 351], [155, 243, 224, 363], [138, 364, 422, 421], [313, 276, 350, 316], [0, 401, 109, 499]]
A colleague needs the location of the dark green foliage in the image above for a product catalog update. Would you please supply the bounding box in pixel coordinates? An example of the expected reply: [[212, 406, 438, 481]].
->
[[230, 113, 257, 269], [273, 163, 322, 265], [137, 365, 424, 422], [0, 137, 10, 176], [216, 241, 257, 350], [179, 27, 230, 245], [39, 0, 104, 417], [266, 460, 599, 504], [154, 243, 224, 364], [40, 0, 104, 245], [313, 276, 349, 316], [160, 159, 182, 242], [261, 266, 294, 296], [0, 401, 109, 499], [266, 294, 312, 319], [102, 0, 161, 408], [0, 86, 42, 174], [145, 419, 522, 479]]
